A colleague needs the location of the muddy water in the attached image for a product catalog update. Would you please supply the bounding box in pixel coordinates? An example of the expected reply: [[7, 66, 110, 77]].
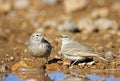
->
[[1, 69, 120, 81]]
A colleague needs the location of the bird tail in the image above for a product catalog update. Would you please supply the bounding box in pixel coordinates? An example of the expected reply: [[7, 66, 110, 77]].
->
[[95, 54, 110, 63]]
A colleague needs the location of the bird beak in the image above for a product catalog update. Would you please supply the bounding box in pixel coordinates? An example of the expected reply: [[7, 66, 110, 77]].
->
[[57, 35, 62, 38]]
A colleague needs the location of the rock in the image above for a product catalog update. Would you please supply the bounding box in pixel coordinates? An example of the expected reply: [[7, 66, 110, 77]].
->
[[64, 0, 89, 13], [96, 0, 105, 6], [24, 79, 37, 81], [63, 59, 71, 66], [41, 0, 59, 5], [0, 63, 11, 73], [58, 20, 80, 33], [11, 60, 32, 72], [105, 51, 116, 58], [91, 8, 109, 19], [35, 28, 45, 33], [111, 2, 120, 12], [94, 18, 118, 30], [106, 41, 113, 48], [13, 0, 31, 9], [9, 56, 15, 61], [43, 20, 57, 28], [78, 17, 95, 32], [86, 61, 95, 66], [103, 34, 111, 39], [78, 63, 86, 66], [64, 75, 90, 81], [45, 63, 59, 72], [0, 2, 11, 13]]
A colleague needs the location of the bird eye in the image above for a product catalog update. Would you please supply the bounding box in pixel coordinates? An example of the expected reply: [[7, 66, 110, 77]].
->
[[36, 34, 39, 36], [64, 36, 68, 38]]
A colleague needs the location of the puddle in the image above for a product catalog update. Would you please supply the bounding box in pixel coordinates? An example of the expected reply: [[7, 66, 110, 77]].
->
[[1, 69, 120, 81]]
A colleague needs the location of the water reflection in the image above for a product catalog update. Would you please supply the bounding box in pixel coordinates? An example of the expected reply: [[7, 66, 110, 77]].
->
[[1, 69, 120, 81], [48, 72, 66, 81]]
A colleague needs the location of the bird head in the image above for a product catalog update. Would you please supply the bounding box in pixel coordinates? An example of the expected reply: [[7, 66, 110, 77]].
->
[[59, 34, 74, 44], [30, 32, 45, 42]]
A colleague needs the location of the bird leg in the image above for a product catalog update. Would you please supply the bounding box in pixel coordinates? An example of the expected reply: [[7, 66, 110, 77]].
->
[[46, 57, 49, 65], [71, 59, 79, 66]]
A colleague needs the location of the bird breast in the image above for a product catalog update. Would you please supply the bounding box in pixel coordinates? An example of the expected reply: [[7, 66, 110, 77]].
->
[[28, 43, 51, 57]]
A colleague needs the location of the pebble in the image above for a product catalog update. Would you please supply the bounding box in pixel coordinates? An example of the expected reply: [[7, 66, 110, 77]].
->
[[41, 0, 59, 5], [25, 79, 37, 81], [0, 63, 11, 73], [103, 34, 111, 39], [35, 27, 45, 32], [86, 61, 95, 66], [64, 0, 89, 13], [78, 63, 86, 66], [91, 8, 109, 19], [105, 51, 116, 58], [9, 56, 15, 61], [94, 18, 118, 30], [63, 59, 71, 66], [58, 20, 80, 33], [0, 2, 11, 12], [111, 1, 120, 12], [78, 17, 95, 32], [13, 0, 31, 9], [65, 76, 88, 81], [96, 0, 105, 6], [63, 61, 71, 66], [43, 20, 57, 28], [106, 41, 113, 48]]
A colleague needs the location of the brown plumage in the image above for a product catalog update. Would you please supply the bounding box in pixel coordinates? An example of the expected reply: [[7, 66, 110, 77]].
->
[[28, 32, 52, 62]]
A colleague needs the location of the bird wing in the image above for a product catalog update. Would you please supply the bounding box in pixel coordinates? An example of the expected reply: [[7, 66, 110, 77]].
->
[[65, 48, 110, 62], [62, 41, 110, 62], [63, 41, 97, 54], [64, 48, 99, 57], [43, 39, 53, 49]]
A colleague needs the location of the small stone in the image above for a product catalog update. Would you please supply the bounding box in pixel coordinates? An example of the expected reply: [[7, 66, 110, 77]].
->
[[45, 63, 59, 72], [24, 79, 37, 81], [63, 59, 71, 66], [24, 49, 27, 53], [106, 42, 113, 48], [103, 34, 111, 39], [0, 63, 11, 73], [43, 20, 57, 28], [94, 18, 118, 30], [9, 56, 15, 61], [78, 17, 95, 32], [81, 34, 88, 40], [116, 32, 120, 36], [97, 46, 104, 50], [58, 20, 80, 33], [35, 27, 45, 32], [0, 2, 11, 12], [13, 0, 31, 9], [11, 60, 32, 72], [96, 0, 105, 6], [78, 63, 86, 66], [111, 2, 120, 12], [105, 51, 116, 58], [86, 61, 95, 66], [91, 8, 109, 19], [64, 0, 89, 13], [41, 0, 59, 5]]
